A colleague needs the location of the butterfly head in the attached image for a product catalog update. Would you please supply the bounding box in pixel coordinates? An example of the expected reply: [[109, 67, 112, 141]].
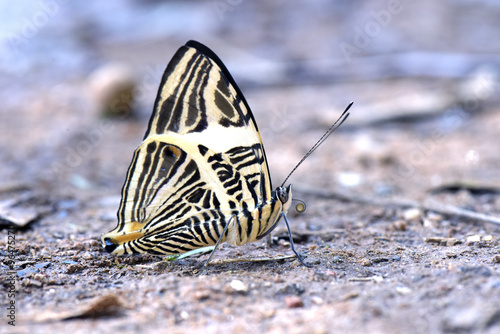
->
[[276, 184, 293, 214]]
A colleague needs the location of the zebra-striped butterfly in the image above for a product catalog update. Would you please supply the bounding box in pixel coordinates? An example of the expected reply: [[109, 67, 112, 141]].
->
[[101, 41, 350, 268]]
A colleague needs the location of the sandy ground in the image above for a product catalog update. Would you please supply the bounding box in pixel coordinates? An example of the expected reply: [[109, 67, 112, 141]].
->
[[2, 77, 500, 334]]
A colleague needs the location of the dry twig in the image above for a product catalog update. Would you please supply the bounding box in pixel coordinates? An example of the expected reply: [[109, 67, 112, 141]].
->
[[295, 185, 500, 226], [208, 254, 296, 265]]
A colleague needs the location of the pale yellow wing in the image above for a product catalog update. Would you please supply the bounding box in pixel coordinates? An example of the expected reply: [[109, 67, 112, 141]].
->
[[102, 41, 274, 255]]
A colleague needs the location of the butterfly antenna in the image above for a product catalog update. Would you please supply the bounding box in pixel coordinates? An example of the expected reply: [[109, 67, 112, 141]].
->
[[281, 102, 352, 187]]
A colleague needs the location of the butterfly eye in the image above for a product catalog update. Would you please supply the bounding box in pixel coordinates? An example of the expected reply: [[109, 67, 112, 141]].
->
[[277, 187, 289, 203]]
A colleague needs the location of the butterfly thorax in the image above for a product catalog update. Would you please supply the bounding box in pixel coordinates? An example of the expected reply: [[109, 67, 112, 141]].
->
[[225, 185, 292, 246]]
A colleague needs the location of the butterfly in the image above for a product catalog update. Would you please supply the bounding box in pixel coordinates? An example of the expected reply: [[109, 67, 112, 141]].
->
[[101, 40, 350, 269]]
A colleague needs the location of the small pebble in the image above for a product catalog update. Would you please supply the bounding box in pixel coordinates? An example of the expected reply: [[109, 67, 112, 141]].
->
[[337, 172, 363, 187], [467, 235, 481, 242], [422, 219, 435, 229], [403, 208, 423, 222], [27, 279, 43, 288], [180, 310, 189, 320], [492, 255, 500, 264], [66, 264, 83, 274], [194, 290, 210, 300], [230, 279, 248, 293], [88, 62, 137, 118], [33, 273, 45, 282], [466, 235, 481, 245], [395, 286, 412, 295], [360, 258, 372, 266], [393, 220, 407, 231], [258, 308, 276, 319], [311, 296, 324, 305], [426, 212, 443, 223], [331, 256, 343, 263], [284, 295, 304, 308]]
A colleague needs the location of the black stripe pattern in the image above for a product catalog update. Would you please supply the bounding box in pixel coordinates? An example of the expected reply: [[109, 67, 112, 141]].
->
[[101, 41, 292, 256]]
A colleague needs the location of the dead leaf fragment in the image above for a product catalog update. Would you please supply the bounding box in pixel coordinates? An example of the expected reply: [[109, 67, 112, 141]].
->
[[32, 294, 123, 322], [67, 294, 122, 319]]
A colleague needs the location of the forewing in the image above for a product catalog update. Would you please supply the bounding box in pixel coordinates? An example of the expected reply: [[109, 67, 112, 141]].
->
[[145, 42, 272, 192]]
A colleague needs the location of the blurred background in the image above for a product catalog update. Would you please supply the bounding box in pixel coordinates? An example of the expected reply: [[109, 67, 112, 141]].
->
[[0, 0, 499, 204]]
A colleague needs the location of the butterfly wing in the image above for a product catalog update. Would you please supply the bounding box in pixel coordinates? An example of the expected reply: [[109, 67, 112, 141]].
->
[[102, 41, 274, 255]]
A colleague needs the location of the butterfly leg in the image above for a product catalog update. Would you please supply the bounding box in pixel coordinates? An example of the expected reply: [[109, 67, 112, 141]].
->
[[196, 215, 235, 276], [281, 212, 312, 267]]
